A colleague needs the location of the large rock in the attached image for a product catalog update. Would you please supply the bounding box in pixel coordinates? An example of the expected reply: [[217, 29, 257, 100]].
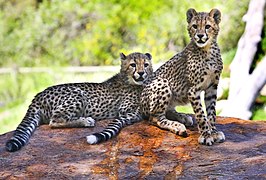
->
[[0, 117, 265, 179]]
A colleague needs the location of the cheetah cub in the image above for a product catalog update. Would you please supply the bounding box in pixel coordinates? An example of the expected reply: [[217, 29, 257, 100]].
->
[[6, 52, 153, 152], [141, 8, 225, 146]]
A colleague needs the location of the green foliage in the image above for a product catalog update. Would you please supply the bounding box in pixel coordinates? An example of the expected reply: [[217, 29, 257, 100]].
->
[[176, 105, 194, 114], [0, 0, 249, 67], [221, 48, 237, 78], [0, 72, 54, 134], [252, 105, 266, 121]]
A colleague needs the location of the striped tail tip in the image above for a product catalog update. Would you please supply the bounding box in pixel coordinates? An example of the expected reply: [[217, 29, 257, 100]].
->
[[86, 135, 98, 144], [86, 133, 107, 144], [5, 139, 24, 152], [86, 131, 113, 145], [86, 119, 126, 145]]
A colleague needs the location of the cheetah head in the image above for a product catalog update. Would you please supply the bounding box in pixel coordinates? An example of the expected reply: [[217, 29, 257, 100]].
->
[[120, 52, 153, 85], [187, 8, 221, 48]]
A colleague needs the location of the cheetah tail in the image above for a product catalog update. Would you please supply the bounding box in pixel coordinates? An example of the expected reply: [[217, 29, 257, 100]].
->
[[86, 118, 127, 144], [5, 108, 41, 152]]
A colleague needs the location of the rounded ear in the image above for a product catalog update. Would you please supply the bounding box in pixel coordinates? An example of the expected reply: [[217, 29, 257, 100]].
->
[[186, 8, 197, 23], [120, 53, 127, 60], [145, 53, 152, 60], [209, 9, 221, 24]]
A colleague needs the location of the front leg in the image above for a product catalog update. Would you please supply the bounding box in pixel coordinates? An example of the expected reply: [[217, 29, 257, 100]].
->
[[204, 83, 225, 143], [188, 87, 214, 145]]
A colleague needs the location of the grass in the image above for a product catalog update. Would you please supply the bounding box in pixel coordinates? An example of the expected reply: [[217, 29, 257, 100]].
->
[[221, 48, 236, 78], [251, 95, 266, 120], [252, 107, 266, 120]]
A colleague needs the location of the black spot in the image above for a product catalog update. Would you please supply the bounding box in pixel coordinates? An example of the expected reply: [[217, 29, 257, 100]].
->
[[181, 131, 188, 137]]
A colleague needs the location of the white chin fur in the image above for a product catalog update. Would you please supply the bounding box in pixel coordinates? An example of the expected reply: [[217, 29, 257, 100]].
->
[[86, 135, 97, 144], [128, 77, 143, 85], [135, 81, 143, 85], [196, 42, 208, 48]]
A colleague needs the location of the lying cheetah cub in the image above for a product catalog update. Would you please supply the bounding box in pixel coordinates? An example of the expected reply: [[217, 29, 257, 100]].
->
[[141, 8, 225, 145], [6, 52, 153, 152]]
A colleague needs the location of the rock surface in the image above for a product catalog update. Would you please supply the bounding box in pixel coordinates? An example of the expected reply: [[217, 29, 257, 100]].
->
[[0, 117, 265, 179]]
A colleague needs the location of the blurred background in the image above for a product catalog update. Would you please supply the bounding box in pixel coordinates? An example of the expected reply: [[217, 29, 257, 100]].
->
[[0, 0, 265, 134]]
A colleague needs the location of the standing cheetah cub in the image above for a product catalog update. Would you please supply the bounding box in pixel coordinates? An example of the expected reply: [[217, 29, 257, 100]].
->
[[6, 52, 153, 152], [141, 8, 225, 145]]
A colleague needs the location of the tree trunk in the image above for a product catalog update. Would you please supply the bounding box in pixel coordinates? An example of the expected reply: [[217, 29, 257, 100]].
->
[[220, 0, 266, 119]]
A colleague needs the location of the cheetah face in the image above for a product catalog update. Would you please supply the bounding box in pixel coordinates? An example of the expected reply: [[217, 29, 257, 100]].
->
[[120, 52, 153, 85], [186, 8, 221, 48]]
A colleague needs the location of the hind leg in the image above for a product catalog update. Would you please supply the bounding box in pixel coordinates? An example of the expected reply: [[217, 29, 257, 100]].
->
[[49, 103, 95, 128], [50, 116, 95, 128], [142, 78, 188, 137]]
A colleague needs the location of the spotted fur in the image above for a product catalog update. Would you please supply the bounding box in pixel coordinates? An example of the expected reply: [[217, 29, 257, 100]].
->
[[6, 52, 153, 152], [141, 8, 225, 146]]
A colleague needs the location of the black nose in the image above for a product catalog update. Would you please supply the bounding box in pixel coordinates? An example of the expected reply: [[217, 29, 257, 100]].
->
[[197, 34, 204, 39], [138, 72, 144, 76]]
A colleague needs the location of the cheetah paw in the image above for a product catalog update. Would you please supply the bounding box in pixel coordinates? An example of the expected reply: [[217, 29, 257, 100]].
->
[[212, 130, 225, 143], [198, 133, 214, 146], [80, 117, 95, 127], [172, 123, 188, 137]]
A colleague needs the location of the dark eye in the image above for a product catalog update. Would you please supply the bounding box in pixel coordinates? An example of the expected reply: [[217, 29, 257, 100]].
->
[[130, 63, 136, 67], [192, 24, 197, 29], [205, 25, 211, 29], [144, 63, 149, 67]]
